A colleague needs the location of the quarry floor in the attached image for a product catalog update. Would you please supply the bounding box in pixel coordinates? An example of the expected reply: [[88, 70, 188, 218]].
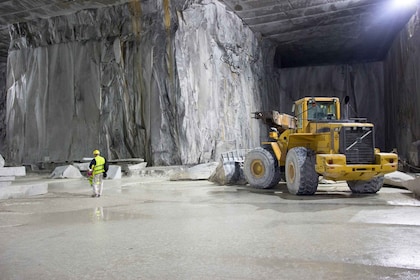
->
[[1, 175, 420, 280]]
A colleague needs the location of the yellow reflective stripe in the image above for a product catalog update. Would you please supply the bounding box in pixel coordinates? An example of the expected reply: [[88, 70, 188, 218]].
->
[[93, 156, 105, 175]]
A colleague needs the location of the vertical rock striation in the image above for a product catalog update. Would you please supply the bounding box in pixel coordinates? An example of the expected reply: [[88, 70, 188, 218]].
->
[[175, 0, 272, 164], [4, 0, 276, 166], [384, 7, 420, 162], [5, 2, 182, 165]]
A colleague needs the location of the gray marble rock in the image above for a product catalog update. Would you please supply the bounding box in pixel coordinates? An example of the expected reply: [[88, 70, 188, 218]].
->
[[50, 165, 83, 179], [2, 0, 420, 170], [208, 160, 247, 186], [384, 171, 420, 197], [169, 162, 219, 181], [4, 0, 269, 167], [106, 165, 121, 180]]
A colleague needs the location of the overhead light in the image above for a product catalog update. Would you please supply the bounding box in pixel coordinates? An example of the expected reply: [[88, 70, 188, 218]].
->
[[391, 0, 418, 8]]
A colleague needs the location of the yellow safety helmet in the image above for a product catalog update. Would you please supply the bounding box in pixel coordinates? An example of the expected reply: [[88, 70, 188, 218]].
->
[[93, 149, 100, 155]]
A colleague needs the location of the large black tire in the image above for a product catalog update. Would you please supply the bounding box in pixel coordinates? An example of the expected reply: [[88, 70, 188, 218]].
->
[[347, 176, 384, 194], [244, 147, 281, 189], [285, 147, 319, 195]]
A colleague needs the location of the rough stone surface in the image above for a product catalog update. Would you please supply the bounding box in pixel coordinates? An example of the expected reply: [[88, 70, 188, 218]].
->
[[1, 1, 420, 169], [0, 63, 5, 153], [0, 182, 48, 199], [73, 162, 91, 171], [208, 160, 247, 186], [0, 176, 14, 182], [169, 162, 218, 181], [3, 1, 277, 166], [50, 165, 83, 179], [174, 1, 276, 163], [127, 162, 148, 176], [0, 167, 25, 177], [107, 165, 122, 180], [384, 7, 420, 162], [0, 181, 11, 187], [4, 2, 182, 165], [384, 171, 420, 197]]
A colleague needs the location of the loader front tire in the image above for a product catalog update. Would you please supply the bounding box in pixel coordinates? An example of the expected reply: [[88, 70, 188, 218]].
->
[[285, 147, 319, 195], [347, 176, 384, 194], [244, 147, 281, 189]]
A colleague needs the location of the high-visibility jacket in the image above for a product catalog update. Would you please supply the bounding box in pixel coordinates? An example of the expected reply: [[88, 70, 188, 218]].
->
[[91, 156, 106, 175]]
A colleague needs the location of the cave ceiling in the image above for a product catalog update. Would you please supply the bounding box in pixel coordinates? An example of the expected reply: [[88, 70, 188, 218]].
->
[[0, 0, 417, 67], [220, 0, 417, 67]]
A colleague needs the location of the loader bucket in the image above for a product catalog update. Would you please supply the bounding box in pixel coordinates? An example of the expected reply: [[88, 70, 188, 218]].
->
[[208, 150, 249, 185]]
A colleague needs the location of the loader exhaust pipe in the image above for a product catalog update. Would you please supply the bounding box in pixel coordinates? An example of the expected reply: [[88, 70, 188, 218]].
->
[[344, 96, 350, 120]]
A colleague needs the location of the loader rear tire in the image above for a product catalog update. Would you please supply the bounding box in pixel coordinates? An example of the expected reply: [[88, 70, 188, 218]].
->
[[244, 147, 281, 189], [347, 176, 384, 194], [285, 147, 319, 195]]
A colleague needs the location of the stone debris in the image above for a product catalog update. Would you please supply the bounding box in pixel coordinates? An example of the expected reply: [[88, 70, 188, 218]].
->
[[73, 162, 90, 171], [0, 166, 25, 177], [384, 171, 420, 197], [107, 165, 121, 180], [319, 177, 337, 184], [208, 161, 247, 186], [126, 162, 148, 176], [0, 183, 48, 200], [208, 150, 249, 186], [0, 154, 47, 199], [50, 165, 83, 179], [169, 162, 219, 181]]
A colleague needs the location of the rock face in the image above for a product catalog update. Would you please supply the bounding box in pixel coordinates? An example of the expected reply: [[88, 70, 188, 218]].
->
[[6, 2, 183, 165], [4, 0, 277, 166], [384, 7, 420, 162], [174, 1, 276, 164], [1, 0, 420, 167]]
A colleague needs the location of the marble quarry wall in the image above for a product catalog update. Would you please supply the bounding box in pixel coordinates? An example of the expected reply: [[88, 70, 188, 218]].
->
[[3, 0, 278, 166], [0, 62, 5, 153], [384, 7, 420, 162], [175, 2, 280, 164], [2, 0, 419, 166]]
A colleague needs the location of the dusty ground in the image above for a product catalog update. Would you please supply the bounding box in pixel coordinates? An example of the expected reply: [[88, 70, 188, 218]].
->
[[0, 175, 420, 280]]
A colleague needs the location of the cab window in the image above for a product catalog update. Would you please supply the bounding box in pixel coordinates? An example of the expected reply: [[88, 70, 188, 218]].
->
[[307, 101, 337, 120]]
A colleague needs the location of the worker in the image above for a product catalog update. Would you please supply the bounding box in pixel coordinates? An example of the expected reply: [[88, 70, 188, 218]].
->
[[89, 149, 109, 198]]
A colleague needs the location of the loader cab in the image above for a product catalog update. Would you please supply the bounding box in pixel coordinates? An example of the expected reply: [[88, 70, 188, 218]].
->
[[293, 97, 341, 132]]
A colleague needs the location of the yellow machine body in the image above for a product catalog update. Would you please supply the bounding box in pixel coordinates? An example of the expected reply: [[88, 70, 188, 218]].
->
[[260, 97, 397, 182]]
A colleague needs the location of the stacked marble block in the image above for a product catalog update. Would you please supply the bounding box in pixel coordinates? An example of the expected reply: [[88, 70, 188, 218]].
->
[[0, 154, 48, 199]]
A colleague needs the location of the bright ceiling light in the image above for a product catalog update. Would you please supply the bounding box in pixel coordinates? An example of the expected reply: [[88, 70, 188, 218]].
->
[[391, 0, 418, 8]]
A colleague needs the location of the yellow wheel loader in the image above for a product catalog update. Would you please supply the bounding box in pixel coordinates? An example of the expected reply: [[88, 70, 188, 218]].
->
[[244, 96, 398, 195]]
